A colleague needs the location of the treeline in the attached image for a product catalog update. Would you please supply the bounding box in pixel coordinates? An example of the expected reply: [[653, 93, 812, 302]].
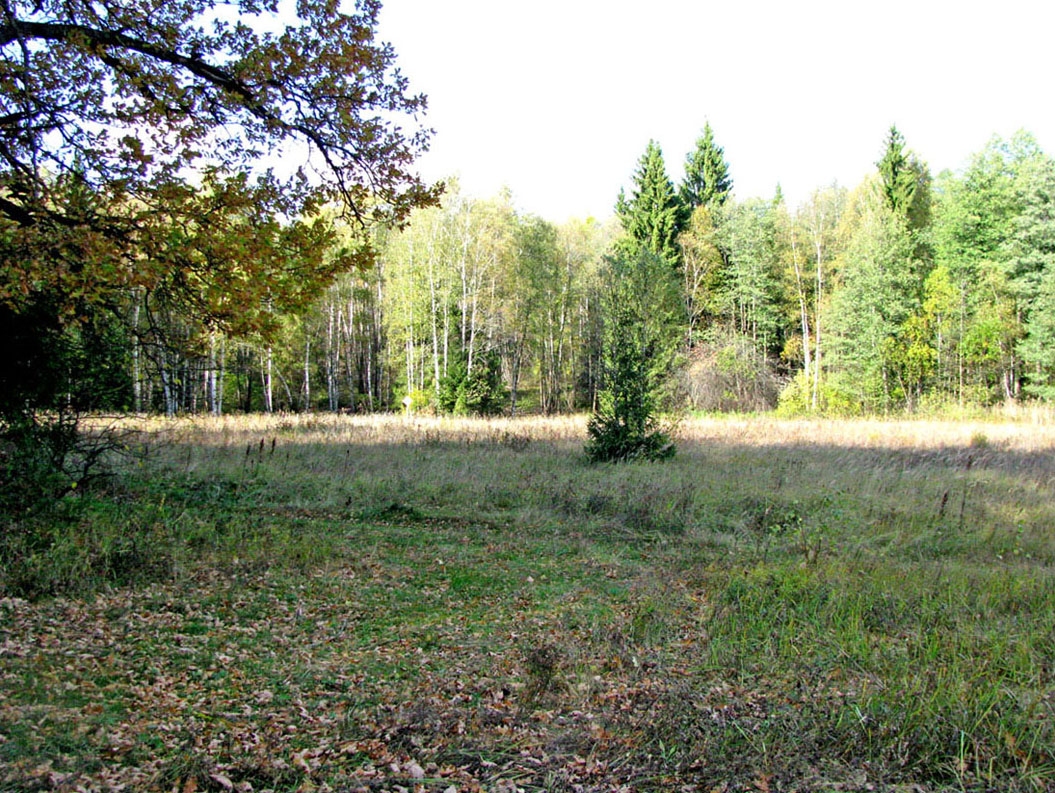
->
[[103, 186, 617, 416], [90, 125, 1055, 416]]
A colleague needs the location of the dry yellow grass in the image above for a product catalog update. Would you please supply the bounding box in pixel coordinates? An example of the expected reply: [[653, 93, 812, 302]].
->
[[110, 411, 1055, 563], [117, 409, 1055, 455], [679, 414, 1055, 452], [121, 412, 589, 449]]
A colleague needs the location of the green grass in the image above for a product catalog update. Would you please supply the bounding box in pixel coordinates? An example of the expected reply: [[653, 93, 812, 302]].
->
[[1, 413, 1054, 791]]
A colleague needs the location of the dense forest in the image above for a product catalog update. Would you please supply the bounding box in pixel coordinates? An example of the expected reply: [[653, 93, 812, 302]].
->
[[60, 124, 1055, 417], [0, 0, 1051, 422]]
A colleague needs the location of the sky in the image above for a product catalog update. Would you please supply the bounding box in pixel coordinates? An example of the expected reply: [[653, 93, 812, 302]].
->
[[376, 0, 1055, 223]]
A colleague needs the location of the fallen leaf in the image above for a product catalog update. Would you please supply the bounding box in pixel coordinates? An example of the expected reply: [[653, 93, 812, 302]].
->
[[292, 749, 311, 773]]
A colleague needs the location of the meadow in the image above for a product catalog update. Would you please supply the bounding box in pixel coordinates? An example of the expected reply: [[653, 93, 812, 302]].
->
[[2, 412, 1055, 792]]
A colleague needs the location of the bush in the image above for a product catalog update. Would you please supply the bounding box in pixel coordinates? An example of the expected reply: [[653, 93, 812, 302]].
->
[[0, 291, 134, 515], [678, 332, 779, 412], [0, 410, 136, 517], [775, 371, 864, 416], [438, 348, 505, 416], [400, 388, 433, 413], [0, 414, 81, 514]]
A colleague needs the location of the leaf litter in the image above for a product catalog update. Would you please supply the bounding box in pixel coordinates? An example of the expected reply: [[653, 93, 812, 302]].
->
[[1, 514, 1048, 793]]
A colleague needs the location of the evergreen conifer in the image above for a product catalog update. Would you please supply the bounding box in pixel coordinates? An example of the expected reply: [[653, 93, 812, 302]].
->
[[680, 122, 734, 211], [878, 125, 919, 217], [615, 141, 682, 264], [585, 246, 680, 463]]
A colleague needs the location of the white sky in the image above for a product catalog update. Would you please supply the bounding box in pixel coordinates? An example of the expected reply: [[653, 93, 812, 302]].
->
[[376, 0, 1055, 223]]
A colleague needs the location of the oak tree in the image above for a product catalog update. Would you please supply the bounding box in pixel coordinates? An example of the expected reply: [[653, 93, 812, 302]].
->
[[0, 0, 437, 505], [0, 0, 439, 333], [0, 0, 435, 226]]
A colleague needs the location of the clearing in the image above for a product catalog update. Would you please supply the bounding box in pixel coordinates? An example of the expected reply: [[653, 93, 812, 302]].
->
[[2, 413, 1054, 792]]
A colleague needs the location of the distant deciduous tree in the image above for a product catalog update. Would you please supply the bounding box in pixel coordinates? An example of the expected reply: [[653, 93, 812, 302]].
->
[[678, 204, 724, 342], [828, 190, 922, 409], [715, 197, 784, 357], [1020, 269, 1055, 399]]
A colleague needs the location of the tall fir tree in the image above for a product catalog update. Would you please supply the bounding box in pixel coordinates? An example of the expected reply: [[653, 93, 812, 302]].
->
[[878, 125, 919, 218], [615, 141, 682, 264], [680, 122, 734, 211]]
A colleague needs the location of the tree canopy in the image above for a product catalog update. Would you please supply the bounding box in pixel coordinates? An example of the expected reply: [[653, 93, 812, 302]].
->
[[0, 0, 435, 225], [615, 140, 680, 264], [0, 0, 439, 329], [680, 122, 733, 211]]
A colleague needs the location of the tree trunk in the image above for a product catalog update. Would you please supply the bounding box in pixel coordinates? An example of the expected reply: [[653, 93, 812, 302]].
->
[[159, 346, 176, 417], [207, 333, 219, 415], [812, 237, 823, 410], [790, 229, 812, 398], [327, 300, 338, 412], [263, 346, 274, 413], [217, 337, 225, 415], [131, 291, 142, 413], [302, 336, 311, 412], [427, 230, 441, 394]]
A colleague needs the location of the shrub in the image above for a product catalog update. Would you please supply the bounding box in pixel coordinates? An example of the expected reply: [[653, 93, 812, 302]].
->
[[678, 332, 779, 412], [775, 371, 864, 416], [401, 388, 433, 413], [0, 291, 134, 516], [0, 414, 80, 514], [438, 348, 505, 416]]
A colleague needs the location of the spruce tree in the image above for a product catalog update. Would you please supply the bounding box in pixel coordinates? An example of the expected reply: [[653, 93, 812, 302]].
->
[[437, 347, 505, 415], [585, 245, 680, 463], [878, 125, 919, 217], [680, 122, 733, 211], [615, 141, 682, 264]]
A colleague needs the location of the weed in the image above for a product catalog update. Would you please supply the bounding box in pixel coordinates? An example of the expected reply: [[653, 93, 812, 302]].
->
[[522, 642, 566, 699], [629, 595, 670, 646]]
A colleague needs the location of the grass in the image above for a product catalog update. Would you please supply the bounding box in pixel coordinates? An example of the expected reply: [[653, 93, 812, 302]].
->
[[1, 412, 1054, 791]]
